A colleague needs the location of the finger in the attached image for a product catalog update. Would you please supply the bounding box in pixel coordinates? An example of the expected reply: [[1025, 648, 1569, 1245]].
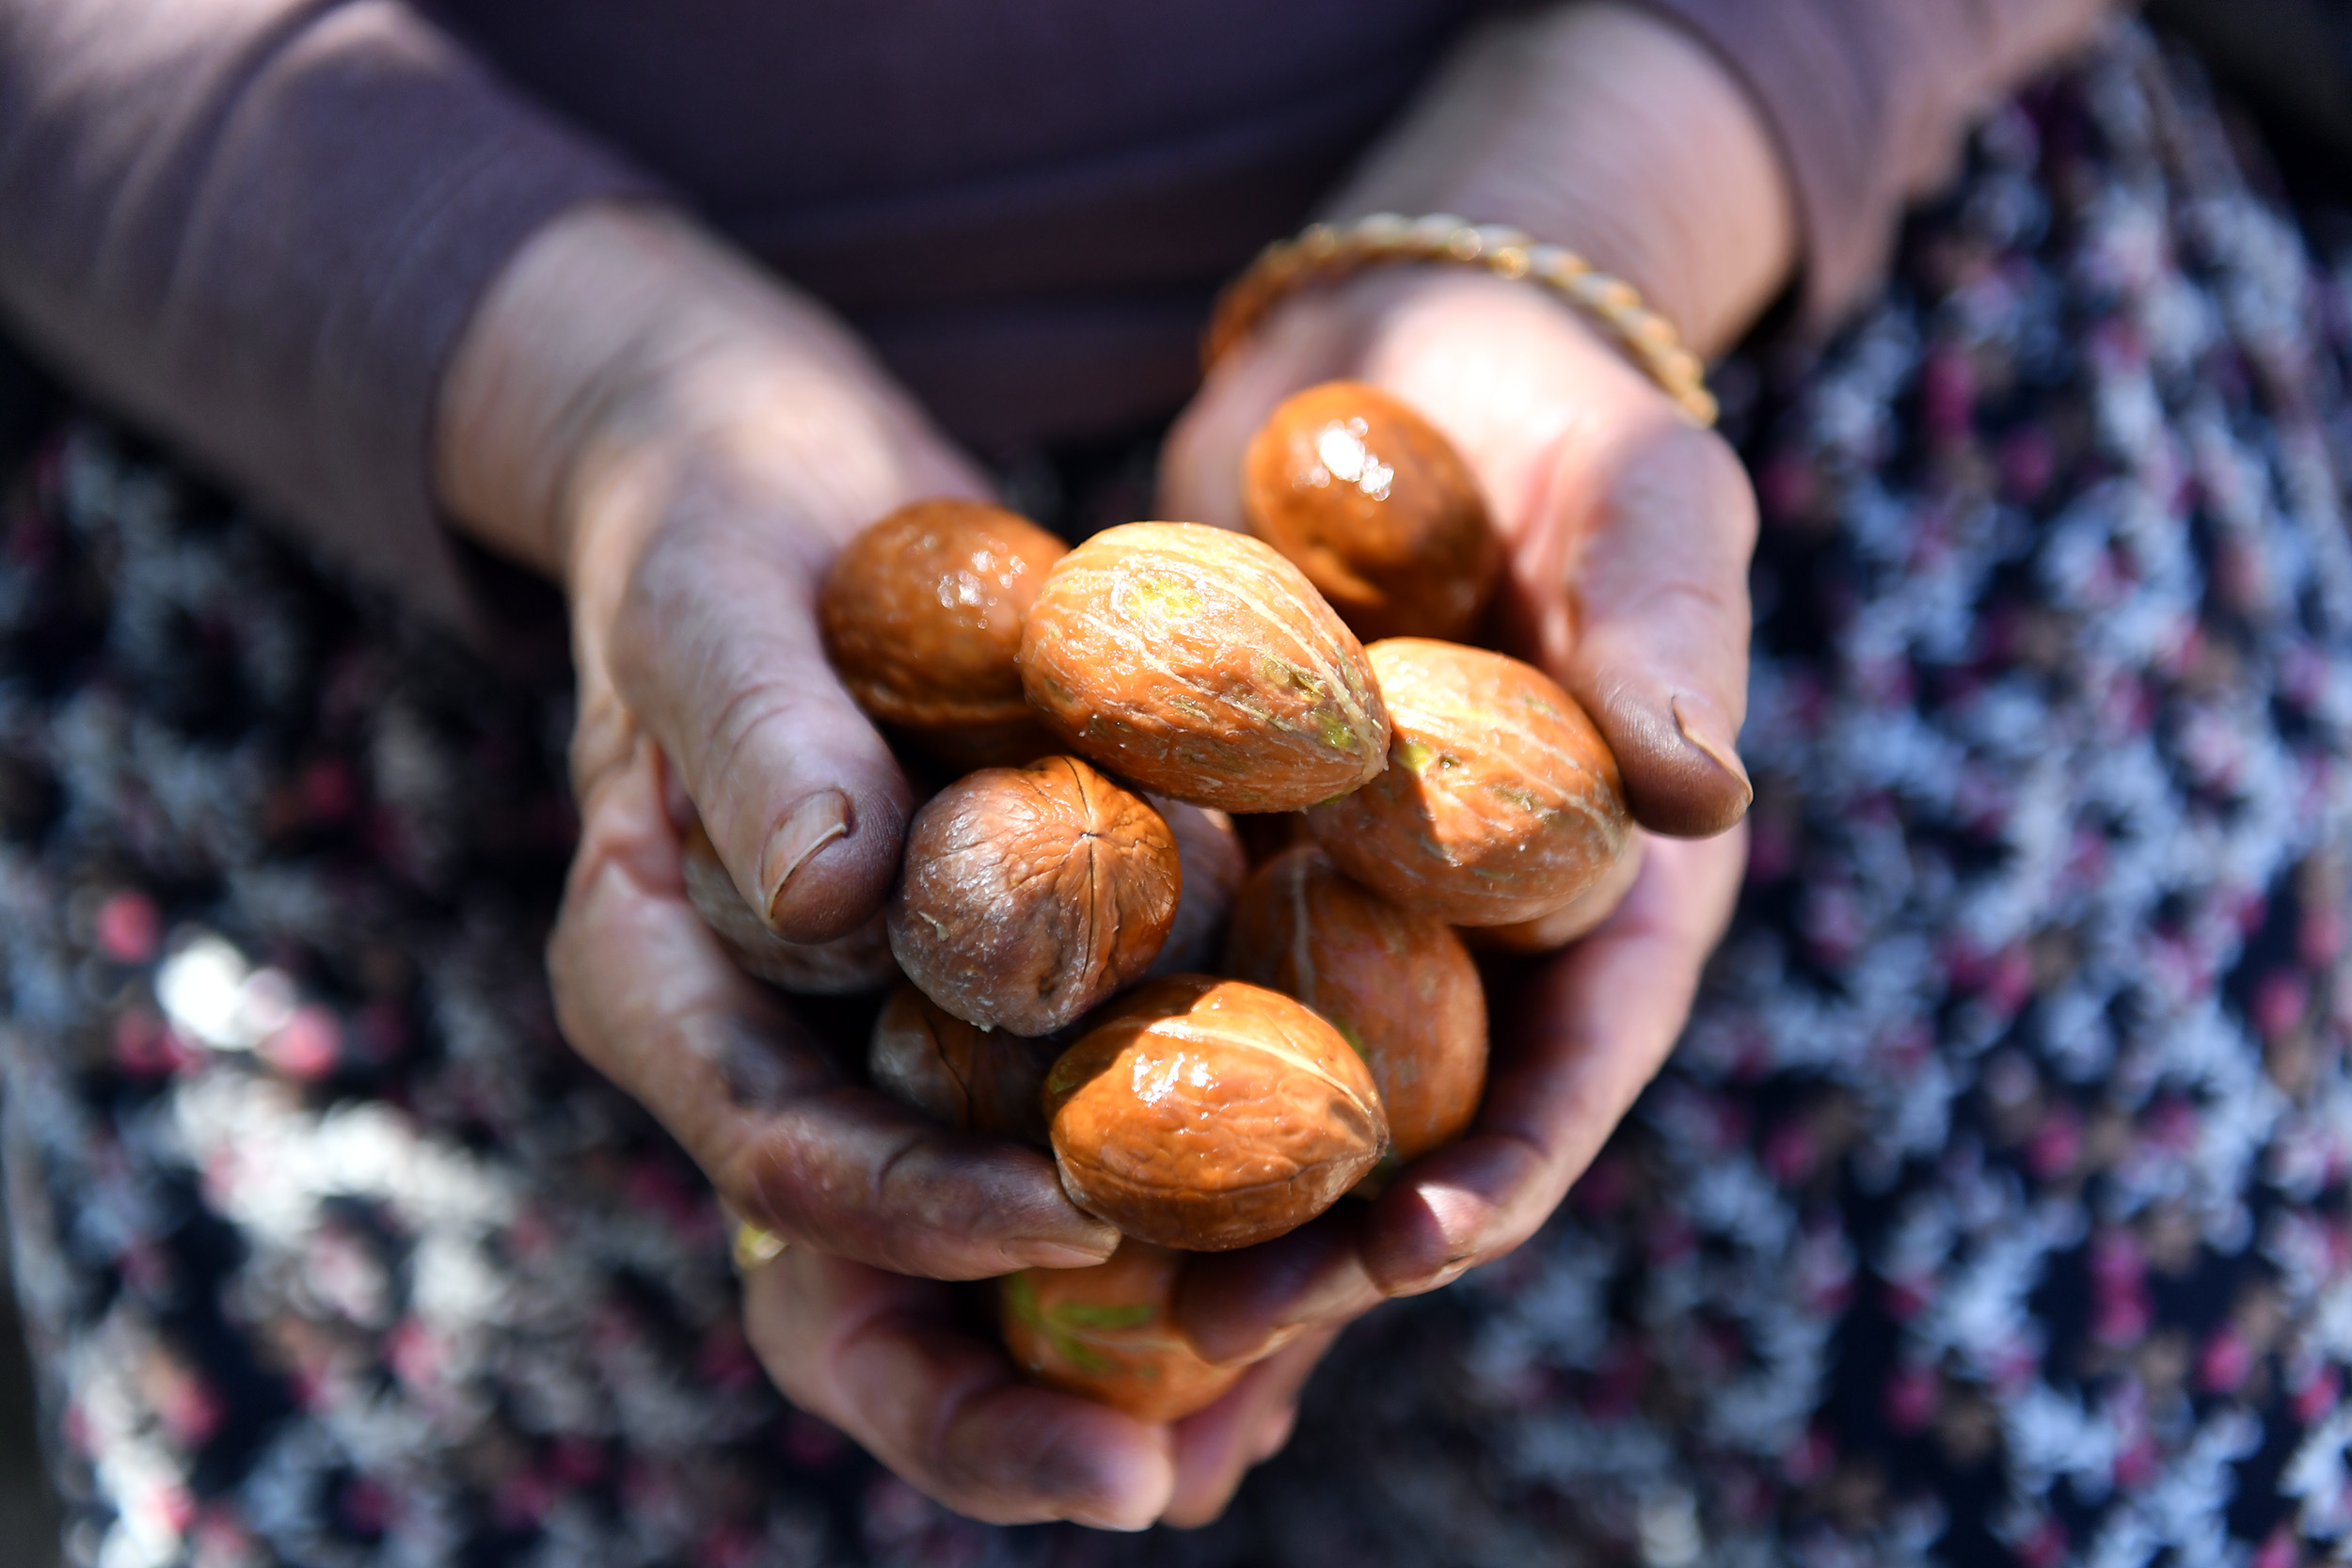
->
[[1515, 412, 1757, 838], [742, 1249, 1174, 1529], [605, 463, 919, 942], [1363, 827, 1746, 1286], [1179, 829, 1746, 1362], [552, 736, 1119, 1275], [1176, 1210, 1383, 1367], [1162, 1325, 1341, 1528]]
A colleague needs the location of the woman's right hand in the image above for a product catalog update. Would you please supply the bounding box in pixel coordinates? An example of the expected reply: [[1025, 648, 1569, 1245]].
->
[[437, 205, 1119, 1280]]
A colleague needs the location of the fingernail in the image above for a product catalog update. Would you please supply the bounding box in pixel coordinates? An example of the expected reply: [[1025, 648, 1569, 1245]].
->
[[1251, 1406, 1299, 1462], [1066, 1509, 1156, 1534], [1017, 1241, 1120, 1270], [1671, 694, 1753, 814], [760, 790, 852, 927], [1198, 1319, 1306, 1370]]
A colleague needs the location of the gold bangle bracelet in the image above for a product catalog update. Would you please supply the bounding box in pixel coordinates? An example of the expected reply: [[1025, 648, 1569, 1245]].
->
[[1203, 213, 1718, 427]]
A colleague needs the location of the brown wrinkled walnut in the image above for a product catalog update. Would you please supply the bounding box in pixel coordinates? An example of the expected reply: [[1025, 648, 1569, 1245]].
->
[[1242, 380, 1503, 643], [887, 755, 1181, 1035], [999, 1237, 1244, 1421], [1305, 639, 1632, 926], [1019, 522, 1391, 813], [1222, 845, 1486, 1180], [1042, 975, 1388, 1251], [1142, 797, 1248, 979], [867, 983, 1056, 1145], [819, 499, 1067, 768], [680, 819, 898, 994]]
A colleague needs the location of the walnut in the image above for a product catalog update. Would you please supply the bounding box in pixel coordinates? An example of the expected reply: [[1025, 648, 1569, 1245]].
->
[[820, 499, 1066, 767], [1305, 639, 1631, 926], [1042, 976, 1388, 1250], [1142, 797, 1248, 979], [867, 983, 1055, 1145], [1000, 1238, 1242, 1421], [1243, 381, 1502, 642], [1223, 844, 1486, 1179], [887, 755, 1180, 1035], [1019, 522, 1390, 812], [1467, 831, 1646, 954]]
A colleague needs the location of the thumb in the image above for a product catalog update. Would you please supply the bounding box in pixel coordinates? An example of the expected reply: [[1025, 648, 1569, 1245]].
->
[[1515, 410, 1756, 839], [605, 467, 916, 942]]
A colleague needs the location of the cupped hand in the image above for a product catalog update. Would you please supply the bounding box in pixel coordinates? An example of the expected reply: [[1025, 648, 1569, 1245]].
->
[[1143, 257, 1760, 1503], [739, 1245, 1339, 1529], [445, 206, 1119, 1278]]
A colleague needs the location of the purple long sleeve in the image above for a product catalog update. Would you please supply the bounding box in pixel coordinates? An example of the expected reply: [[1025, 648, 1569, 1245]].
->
[[1636, 0, 2115, 327], [0, 0, 2111, 623], [0, 1, 650, 626]]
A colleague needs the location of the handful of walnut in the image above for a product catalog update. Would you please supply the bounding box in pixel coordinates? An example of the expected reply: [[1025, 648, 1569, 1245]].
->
[[682, 383, 1637, 1419]]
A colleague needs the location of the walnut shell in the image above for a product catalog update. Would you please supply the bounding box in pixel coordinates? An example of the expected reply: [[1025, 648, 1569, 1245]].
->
[[887, 756, 1180, 1035], [1143, 798, 1248, 979], [1222, 845, 1486, 1172], [1018, 522, 1391, 812], [1304, 640, 1631, 926], [820, 499, 1067, 766], [1043, 976, 1388, 1250], [1000, 1238, 1243, 1421], [867, 984, 1057, 1144], [1468, 831, 1647, 954], [1242, 381, 1503, 643], [681, 819, 898, 994]]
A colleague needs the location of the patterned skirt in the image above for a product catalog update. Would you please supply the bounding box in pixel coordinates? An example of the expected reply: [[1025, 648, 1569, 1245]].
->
[[2, 24, 2349, 1568]]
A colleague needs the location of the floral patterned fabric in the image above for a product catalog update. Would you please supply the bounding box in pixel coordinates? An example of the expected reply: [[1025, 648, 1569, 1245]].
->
[[1, 23, 2350, 1568]]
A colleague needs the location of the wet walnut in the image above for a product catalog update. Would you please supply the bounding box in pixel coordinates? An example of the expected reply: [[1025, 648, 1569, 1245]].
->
[[1242, 381, 1502, 643], [1143, 797, 1248, 979], [820, 499, 1066, 767], [1000, 1238, 1243, 1422], [1468, 831, 1646, 954], [1042, 976, 1388, 1251], [1305, 640, 1631, 926], [1019, 522, 1390, 813], [680, 819, 898, 994], [887, 756, 1180, 1035], [867, 983, 1057, 1145], [1223, 845, 1486, 1176]]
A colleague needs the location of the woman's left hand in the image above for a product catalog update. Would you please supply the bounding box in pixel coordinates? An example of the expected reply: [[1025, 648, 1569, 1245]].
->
[[1151, 257, 1756, 1519]]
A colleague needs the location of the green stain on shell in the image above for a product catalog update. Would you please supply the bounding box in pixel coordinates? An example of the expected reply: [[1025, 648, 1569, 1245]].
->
[[1055, 1302, 1157, 1331], [1131, 571, 1203, 618]]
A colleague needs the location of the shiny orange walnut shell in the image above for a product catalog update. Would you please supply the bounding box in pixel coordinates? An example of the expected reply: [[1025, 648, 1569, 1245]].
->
[[1222, 845, 1486, 1172], [1304, 640, 1631, 926], [1242, 381, 1503, 643], [680, 819, 898, 994], [820, 499, 1067, 766], [867, 983, 1057, 1145], [1018, 522, 1391, 813], [1143, 797, 1248, 979], [1467, 831, 1647, 954], [1000, 1238, 1243, 1421], [1042, 976, 1388, 1250], [887, 755, 1180, 1035]]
